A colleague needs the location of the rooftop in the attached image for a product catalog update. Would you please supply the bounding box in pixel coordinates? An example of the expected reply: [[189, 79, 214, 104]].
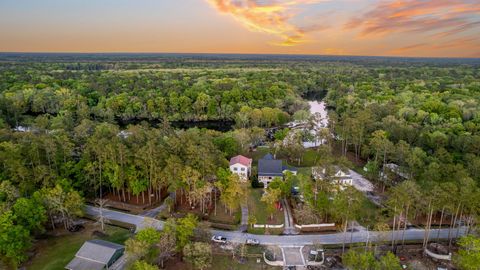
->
[[229, 155, 252, 167], [258, 154, 283, 176], [65, 239, 124, 270]]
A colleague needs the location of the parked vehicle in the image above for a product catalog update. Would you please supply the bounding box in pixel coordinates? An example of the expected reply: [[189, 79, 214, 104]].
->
[[211, 235, 227, 244], [308, 249, 324, 262], [246, 238, 259, 245]]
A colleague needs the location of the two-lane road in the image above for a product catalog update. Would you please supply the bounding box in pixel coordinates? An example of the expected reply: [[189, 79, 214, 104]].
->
[[85, 206, 466, 246]]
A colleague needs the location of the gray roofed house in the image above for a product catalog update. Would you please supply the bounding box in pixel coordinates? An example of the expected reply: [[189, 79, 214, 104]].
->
[[65, 239, 125, 270], [258, 153, 297, 188], [258, 154, 283, 178]]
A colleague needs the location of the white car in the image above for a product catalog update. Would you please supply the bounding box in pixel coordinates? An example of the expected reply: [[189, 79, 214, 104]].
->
[[246, 238, 259, 245], [211, 235, 227, 244]]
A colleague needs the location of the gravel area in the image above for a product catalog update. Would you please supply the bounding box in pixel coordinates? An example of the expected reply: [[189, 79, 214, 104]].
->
[[349, 169, 374, 192]]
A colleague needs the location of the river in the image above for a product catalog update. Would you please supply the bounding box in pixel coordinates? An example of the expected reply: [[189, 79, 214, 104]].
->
[[302, 100, 329, 148], [13, 101, 327, 137]]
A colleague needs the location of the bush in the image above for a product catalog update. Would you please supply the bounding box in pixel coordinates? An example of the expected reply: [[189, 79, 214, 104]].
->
[[156, 207, 171, 220], [251, 177, 264, 188]]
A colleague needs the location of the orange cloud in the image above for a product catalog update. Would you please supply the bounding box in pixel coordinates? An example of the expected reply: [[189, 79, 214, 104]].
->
[[206, 0, 328, 46], [346, 0, 480, 37]]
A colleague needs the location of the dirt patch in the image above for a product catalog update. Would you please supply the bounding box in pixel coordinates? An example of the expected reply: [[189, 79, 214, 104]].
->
[[408, 259, 450, 270], [171, 193, 240, 227], [101, 188, 167, 210]]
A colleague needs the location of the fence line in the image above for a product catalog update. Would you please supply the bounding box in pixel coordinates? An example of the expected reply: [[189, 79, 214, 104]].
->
[[294, 223, 336, 229], [253, 224, 284, 229]]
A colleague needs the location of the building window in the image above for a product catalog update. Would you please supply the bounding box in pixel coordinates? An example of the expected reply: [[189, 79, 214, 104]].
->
[[233, 167, 238, 171], [241, 167, 245, 171]]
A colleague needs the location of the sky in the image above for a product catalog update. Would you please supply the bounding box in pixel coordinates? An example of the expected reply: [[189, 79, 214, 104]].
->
[[0, 0, 479, 57]]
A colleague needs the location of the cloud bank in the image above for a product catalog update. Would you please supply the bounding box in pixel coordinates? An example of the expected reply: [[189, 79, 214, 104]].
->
[[346, 0, 480, 37], [206, 0, 327, 46]]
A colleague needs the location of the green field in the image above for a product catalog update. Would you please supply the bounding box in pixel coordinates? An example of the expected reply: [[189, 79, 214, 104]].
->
[[210, 255, 278, 270], [289, 148, 321, 167], [246, 188, 284, 235], [26, 224, 132, 270]]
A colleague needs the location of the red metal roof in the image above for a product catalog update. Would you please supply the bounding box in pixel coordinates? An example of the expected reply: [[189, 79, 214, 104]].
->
[[229, 155, 252, 167]]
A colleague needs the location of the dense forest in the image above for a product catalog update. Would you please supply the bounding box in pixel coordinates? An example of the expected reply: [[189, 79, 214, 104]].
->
[[1, 54, 480, 267]]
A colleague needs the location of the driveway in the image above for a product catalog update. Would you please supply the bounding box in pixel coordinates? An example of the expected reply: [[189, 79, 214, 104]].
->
[[239, 204, 248, 232], [282, 199, 298, 235], [281, 246, 305, 266], [349, 169, 383, 206], [349, 169, 373, 192]]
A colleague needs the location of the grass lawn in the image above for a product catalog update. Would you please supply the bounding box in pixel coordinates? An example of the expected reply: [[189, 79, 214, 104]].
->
[[209, 202, 241, 225], [246, 188, 284, 235], [295, 148, 321, 167], [26, 223, 132, 270], [245, 146, 271, 163], [272, 148, 322, 168], [296, 167, 312, 177], [210, 255, 278, 270], [165, 254, 278, 270]]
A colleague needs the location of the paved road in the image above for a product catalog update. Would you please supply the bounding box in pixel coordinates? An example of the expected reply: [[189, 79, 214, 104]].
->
[[85, 206, 466, 246], [86, 205, 163, 231], [140, 192, 174, 218], [140, 201, 168, 218]]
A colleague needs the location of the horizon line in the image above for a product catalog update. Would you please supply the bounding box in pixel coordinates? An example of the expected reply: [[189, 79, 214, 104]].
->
[[1, 51, 479, 60]]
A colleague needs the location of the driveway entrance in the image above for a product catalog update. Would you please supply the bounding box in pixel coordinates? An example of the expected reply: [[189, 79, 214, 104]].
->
[[281, 246, 305, 267]]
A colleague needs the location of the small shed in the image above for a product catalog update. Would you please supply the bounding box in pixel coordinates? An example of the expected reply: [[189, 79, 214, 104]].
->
[[65, 239, 125, 270]]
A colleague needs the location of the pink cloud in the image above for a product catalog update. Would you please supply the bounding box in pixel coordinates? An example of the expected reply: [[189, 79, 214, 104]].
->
[[206, 0, 328, 46], [346, 0, 480, 37]]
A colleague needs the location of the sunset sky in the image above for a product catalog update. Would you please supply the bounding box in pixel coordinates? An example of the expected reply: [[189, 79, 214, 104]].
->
[[0, 0, 479, 57]]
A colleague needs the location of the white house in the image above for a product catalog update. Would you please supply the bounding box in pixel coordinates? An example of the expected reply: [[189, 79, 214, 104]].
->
[[229, 155, 252, 181], [312, 166, 352, 190]]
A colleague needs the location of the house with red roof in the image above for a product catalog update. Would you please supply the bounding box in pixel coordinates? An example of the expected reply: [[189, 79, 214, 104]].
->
[[229, 155, 252, 181]]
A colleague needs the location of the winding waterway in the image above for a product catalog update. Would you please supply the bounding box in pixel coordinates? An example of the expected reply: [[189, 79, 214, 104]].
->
[[302, 100, 329, 148]]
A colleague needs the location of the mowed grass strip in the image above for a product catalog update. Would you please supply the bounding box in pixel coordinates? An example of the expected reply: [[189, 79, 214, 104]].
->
[[247, 188, 284, 226], [211, 255, 278, 270]]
